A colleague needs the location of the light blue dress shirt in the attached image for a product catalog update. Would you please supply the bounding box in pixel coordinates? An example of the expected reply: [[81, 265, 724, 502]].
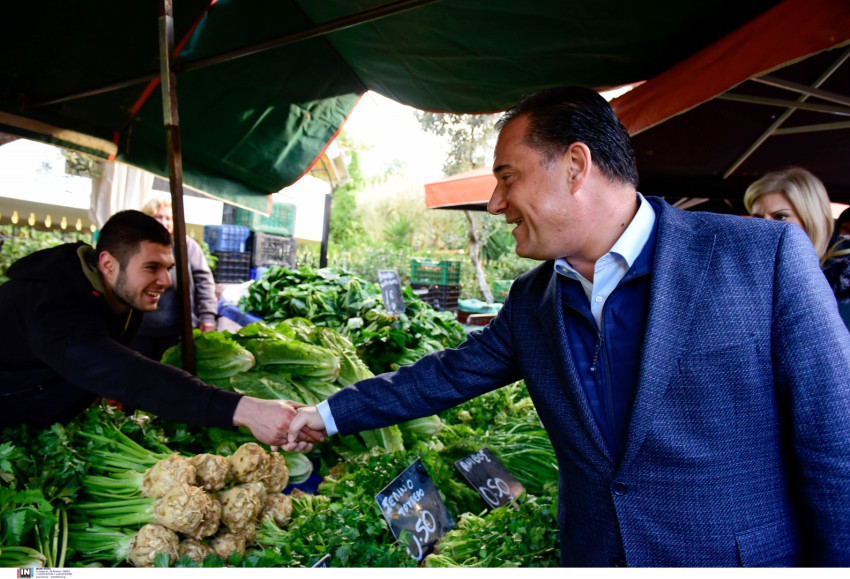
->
[[554, 193, 656, 329]]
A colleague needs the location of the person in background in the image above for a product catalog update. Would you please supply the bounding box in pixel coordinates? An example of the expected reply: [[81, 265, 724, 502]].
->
[[745, 167, 850, 330], [285, 87, 850, 567], [0, 210, 321, 448], [129, 196, 218, 361], [836, 206, 850, 238]]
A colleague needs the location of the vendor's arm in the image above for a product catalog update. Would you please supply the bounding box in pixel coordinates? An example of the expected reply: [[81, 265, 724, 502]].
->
[[26, 297, 242, 429]]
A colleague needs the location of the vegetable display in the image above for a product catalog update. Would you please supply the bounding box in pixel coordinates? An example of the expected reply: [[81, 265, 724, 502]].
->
[[238, 266, 466, 374], [1, 265, 560, 568]]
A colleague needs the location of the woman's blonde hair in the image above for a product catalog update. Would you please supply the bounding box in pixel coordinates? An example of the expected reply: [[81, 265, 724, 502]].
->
[[744, 167, 835, 264], [140, 196, 172, 218]]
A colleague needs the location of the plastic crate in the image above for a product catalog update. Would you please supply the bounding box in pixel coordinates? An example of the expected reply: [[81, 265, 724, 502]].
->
[[203, 224, 251, 253], [410, 259, 461, 285], [457, 311, 497, 326], [233, 202, 296, 236], [212, 251, 251, 283], [246, 232, 296, 268], [411, 283, 460, 312], [492, 279, 513, 303]]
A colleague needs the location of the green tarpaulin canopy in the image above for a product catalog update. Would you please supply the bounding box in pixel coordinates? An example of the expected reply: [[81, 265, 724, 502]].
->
[[1, 0, 781, 208]]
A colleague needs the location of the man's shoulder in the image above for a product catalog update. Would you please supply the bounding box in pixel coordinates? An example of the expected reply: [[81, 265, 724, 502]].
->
[[652, 196, 789, 243], [4, 242, 89, 281]]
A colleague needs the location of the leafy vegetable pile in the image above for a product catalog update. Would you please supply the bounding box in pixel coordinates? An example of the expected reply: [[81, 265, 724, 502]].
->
[[161, 320, 406, 455], [2, 378, 558, 568], [2, 265, 561, 568], [237, 266, 466, 373]]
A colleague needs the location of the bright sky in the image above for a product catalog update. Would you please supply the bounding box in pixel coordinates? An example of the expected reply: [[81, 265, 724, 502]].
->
[[341, 91, 448, 184]]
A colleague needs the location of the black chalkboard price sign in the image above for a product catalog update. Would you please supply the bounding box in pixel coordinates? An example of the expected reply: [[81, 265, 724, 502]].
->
[[375, 458, 454, 562], [377, 269, 404, 315], [454, 447, 525, 508]]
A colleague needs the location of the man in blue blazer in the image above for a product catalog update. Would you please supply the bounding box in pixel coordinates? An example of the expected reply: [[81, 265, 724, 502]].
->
[[285, 87, 850, 566]]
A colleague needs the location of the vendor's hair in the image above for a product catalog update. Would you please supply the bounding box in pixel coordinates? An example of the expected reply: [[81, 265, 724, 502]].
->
[[140, 196, 172, 217], [744, 167, 835, 264], [95, 210, 172, 268], [496, 86, 639, 189]]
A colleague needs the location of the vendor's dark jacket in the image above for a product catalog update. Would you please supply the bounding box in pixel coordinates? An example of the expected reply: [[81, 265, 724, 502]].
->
[[0, 242, 241, 428]]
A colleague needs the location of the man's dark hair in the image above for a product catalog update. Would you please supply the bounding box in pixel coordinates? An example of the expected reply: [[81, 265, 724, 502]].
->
[[95, 210, 172, 268], [496, 86, 639, 188]]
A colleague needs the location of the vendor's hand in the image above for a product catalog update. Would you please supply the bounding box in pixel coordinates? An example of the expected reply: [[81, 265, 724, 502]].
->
[[283, 406, 327, 452], [233, 397, 324, 451], [199, 322, 217, 333]]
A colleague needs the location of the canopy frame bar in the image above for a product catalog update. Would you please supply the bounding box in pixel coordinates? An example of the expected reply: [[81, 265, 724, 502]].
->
[[35, 0, 442, 108], [722, 46, 850, 179], [752, 75, 850, 107], [715, 93, 850, 116]]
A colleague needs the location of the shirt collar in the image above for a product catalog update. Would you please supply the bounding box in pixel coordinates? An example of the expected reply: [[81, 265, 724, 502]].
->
[[555, 192, 656, 277]]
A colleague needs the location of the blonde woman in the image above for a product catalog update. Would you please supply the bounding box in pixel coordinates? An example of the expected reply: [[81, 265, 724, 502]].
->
[[745, 167, 850, 329]]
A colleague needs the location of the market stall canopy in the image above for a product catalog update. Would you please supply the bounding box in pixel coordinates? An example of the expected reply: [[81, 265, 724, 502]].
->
[[1, 0, 782, 210], [424, 167, 495, 211], [610, 0, 850, 211]]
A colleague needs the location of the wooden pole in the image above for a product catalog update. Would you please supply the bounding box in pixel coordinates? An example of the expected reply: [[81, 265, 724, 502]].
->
[[159, 0, 196, 375], [320, 192, 332, 268]]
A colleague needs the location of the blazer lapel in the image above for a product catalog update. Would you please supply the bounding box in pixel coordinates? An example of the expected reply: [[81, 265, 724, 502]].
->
[[540, 267, 615, 464], [619, 204, 717, 471]]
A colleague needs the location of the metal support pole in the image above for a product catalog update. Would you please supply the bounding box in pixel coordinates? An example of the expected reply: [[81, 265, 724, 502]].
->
[[159, 0, 196, 375], [319, 192, 332, 268]]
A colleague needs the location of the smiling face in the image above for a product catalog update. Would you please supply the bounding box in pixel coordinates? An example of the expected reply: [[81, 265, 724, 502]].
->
[[104, 240, 174, 313], [488, 115, 589, 261], [750, 192, 805, 232]]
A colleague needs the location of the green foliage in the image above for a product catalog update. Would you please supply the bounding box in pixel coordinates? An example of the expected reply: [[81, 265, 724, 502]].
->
[[238, 266, 465, 374], [415, 112, 501, 176], [381, 212, 414, 248], [0, 226, 90, 280], [62, 149, 103, 179], [328, 184, 367, 248], [198, 237, 217, 270], [423, 493, 560, 568]]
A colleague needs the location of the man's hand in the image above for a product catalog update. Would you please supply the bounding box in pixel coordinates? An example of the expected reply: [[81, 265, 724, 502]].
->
[[233, 397, 325, 451], [199, 322, 217, 333], [282, 406, 327, 452]]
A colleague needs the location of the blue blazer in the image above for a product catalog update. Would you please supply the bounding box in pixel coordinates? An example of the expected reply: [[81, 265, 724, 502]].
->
[[328, 198, 850, 567]]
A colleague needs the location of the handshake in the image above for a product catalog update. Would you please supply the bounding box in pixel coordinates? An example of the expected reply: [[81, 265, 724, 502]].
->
[[231, 397, 326, 453], [281, 405, 326, 452]]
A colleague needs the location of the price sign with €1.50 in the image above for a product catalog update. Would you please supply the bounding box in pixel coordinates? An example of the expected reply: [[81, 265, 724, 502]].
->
[[454, 447, 525, 509], [375, 458, 453, 561]]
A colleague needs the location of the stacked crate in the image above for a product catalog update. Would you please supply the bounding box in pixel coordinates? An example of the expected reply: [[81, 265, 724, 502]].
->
[[410, 259, 461, 312], [222, 202, 298, 279], [203, 224, 252, 283], [491, 279, 513, 303], [246, 231, 297, 275]]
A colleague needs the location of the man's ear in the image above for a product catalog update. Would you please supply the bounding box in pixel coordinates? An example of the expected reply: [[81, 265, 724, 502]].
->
[[565, 142, 592, 192], [98, 251, 119, 282]]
